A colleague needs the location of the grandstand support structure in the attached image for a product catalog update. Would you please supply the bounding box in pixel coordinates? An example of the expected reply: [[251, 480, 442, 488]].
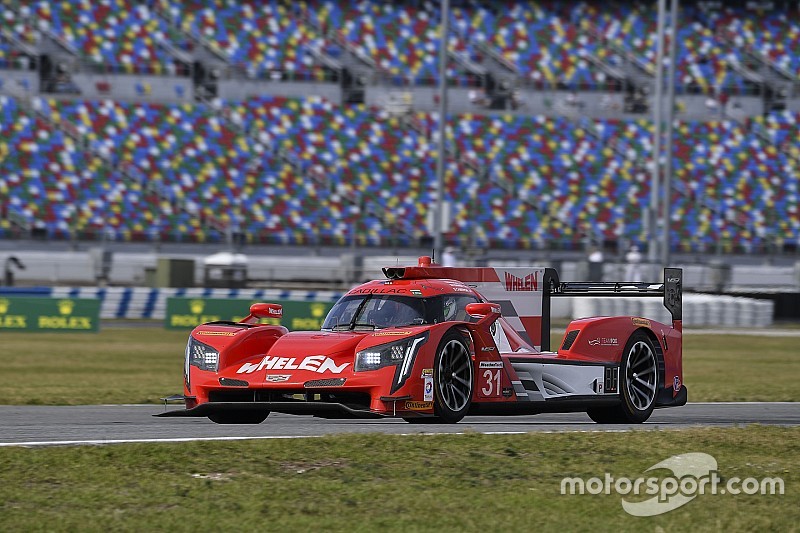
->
[[152, 1, 227, 100], [449, 50, 487, 85], [32, 18, 79, 59], [326, 32, 375, 105], [0, 28, 37, 58], [718, 28, 796, 112], [474, 41, 520, 98], [660, 0, 679, 268], [583, 22, 654, 93], [648, 0, 668, 265], [433, 0, 452, 254], [153, 3, 229, 66]]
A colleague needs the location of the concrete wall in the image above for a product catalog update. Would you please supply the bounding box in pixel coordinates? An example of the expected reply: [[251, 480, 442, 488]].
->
[[0, 68, 40, 95], [70, 73, 194, 102], [219, 79, 342, 102]]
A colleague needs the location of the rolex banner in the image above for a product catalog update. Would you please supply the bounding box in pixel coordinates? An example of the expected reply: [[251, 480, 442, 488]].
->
[[165, 298, 334, 331], [0, 297, 101, 332]]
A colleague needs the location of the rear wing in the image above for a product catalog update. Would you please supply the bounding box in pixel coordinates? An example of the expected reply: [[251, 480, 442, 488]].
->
[[382, 257, 681, 353], [541, 267, 683, 351]]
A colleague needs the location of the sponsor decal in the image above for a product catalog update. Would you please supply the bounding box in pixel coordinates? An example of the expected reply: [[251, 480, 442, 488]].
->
[[266, 374, 291, 383], [0, 314, 26, 327], [37, 299, 94, 330], [410, 289, 422, 296], [0, 297, 99, 331], [237, 355, 349, 375], [267, 307, 282, 317], [502, 387, 514, 397], [404, 401, 433, 411], [673, 375, 682, 392], [479, 361, 504, 369], [196, 330, 238, 337], [632, 317, 651, 328], [504, 272, 539, 292], [58, 300, 74, 315], [373, 330, 412, 336], [0, 298, 26, 328], [348, 287, 406, 295], [667, 277, 681, 283], [424, 377, 433, 401], [421, 368, 433, 378], [588, 337, 619, 347], [446, 282, 471, 293], [480, 346, 496, 352]]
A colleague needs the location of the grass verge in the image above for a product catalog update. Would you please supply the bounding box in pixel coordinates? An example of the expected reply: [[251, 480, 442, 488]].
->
[[0, 426, 796, 531], [0, 329, 796, 405]]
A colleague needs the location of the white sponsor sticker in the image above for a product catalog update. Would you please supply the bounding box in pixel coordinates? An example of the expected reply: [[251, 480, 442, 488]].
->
[[423, 377, 434, 401], [237, 355, 350, 375], [479, 361, 504, 369]]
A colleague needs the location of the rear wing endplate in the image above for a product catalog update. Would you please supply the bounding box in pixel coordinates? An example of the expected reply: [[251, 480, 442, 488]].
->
[[541, 267, 682, 351]]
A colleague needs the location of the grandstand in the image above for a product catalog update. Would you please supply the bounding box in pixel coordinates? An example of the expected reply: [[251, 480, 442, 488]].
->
[[1, 0, 799, 257]]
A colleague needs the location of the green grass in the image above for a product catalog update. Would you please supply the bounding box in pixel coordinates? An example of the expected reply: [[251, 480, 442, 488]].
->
[[682, 334, 800, 402], [0, 426, 796, 531], [1, 328, 187, 405], [0, 329, 796, 405]]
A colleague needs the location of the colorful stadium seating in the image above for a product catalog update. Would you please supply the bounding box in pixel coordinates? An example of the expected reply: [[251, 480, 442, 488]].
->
[[166, 0, 324, 77], [2, 1, 800, 251], [2, 90, 799, 250], [32, 0, 181, 73]]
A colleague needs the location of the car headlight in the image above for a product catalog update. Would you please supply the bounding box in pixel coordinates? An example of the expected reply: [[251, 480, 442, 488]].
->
[[185, 337, 220, 391], [355, 333, 428, 394]]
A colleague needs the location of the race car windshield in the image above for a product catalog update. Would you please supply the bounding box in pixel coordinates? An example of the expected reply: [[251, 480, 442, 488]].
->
[[322, 294, 427, 330]]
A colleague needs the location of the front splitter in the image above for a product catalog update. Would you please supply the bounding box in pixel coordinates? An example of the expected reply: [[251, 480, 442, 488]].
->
[[154, 401, 386, 419]]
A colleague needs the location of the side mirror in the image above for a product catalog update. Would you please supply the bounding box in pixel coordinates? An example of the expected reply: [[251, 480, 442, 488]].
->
[[466, 302, 501, 327], [241, 303, 282, 324]]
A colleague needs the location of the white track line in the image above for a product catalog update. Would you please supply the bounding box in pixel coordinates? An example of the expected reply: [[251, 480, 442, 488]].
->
[[0, 427, 748, 448]]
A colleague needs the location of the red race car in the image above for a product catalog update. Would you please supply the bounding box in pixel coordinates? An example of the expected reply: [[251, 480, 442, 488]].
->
[[158, 257, 686, 424]]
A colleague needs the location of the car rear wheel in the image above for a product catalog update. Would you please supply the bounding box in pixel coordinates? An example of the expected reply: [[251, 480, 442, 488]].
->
[[432, 331, 473, 423], [208, 411, 269, 424], [587, 331, 659, 424]]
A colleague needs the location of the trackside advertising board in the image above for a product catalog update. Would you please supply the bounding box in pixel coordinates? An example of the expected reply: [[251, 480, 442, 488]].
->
[[165, 298, 334, 331], [0, 297, 101, 332]]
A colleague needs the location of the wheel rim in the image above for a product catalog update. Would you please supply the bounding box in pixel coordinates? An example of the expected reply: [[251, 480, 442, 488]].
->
[[437, 339, 473, 412], [625, 340, 657, 411]]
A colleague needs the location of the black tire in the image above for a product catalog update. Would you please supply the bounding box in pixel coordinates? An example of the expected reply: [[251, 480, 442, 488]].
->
[[587, 331, 659, 424], [431, 330, 473, 423], [208, 411, 269, 424]]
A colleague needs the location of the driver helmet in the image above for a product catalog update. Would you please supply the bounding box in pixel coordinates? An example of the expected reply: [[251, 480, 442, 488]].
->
[[443, 296, 458, 321]]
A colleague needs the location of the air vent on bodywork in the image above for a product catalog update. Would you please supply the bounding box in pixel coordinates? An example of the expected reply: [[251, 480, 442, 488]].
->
[[304, 378, 346, 388], [382, 267, 406, 280], [561, 330, 580, 350], [219, 378, 249, 387]]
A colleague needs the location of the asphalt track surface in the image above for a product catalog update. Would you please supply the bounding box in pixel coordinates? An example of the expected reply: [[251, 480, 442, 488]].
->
[[0, 403, 797, 447]]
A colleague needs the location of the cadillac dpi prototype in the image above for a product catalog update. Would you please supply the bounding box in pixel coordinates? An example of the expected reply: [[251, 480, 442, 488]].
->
[[158, 257, 686, 424]]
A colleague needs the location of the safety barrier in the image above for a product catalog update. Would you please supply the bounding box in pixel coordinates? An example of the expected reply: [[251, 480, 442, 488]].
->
[[0, 287, 342, 321]]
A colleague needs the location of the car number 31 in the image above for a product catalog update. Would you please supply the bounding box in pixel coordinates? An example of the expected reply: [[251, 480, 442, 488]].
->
[[481, 369, 501, 396]]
